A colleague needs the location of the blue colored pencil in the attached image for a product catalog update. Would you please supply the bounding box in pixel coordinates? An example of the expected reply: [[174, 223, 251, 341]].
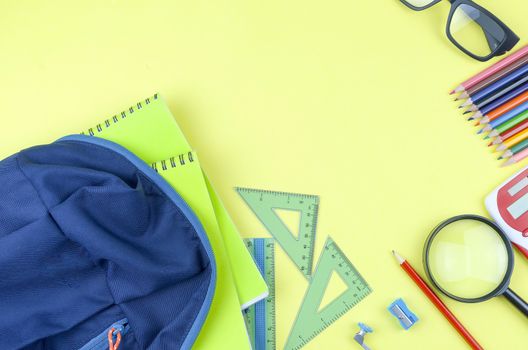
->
[[468, 81, 528, 118], [461, 75, 528, 112], [468, 64, 528, 104], [484, 101, 528, 129]]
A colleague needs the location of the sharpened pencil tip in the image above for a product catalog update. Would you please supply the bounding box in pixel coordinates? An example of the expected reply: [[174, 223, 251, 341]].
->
[[460, 99, 472, 107], [467, 117, 474, 121], [449, 90, 455, 95], [392, 250, 404, 264], [484, 135, 489, 140], [488, 142, 493, 147], [463, 110, 470, 115], [498, 156, 503, 160], [477, 129, 484, 134]]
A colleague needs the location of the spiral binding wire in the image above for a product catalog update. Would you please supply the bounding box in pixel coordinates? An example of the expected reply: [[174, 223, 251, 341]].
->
[[151, 151, 195, 173], [80, 94, 159, 136]]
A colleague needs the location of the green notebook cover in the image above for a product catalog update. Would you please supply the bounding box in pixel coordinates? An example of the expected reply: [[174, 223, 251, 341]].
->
[[78, 94, 268, 348], [204, 175, 269, 309]]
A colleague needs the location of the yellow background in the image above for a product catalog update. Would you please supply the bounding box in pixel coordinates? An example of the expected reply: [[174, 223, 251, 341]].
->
[[1, 0, 527, 349]]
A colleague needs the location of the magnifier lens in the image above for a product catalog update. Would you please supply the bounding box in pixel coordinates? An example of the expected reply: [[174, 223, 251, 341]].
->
[[427, 219, 510, 300]]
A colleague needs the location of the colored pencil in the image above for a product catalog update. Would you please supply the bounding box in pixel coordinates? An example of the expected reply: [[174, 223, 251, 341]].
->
[[479, 104, 528, 136], [392, 251, 483, 350], [500, 138, 528, 159], [452, 45, 528, 94], [460, 75, 528, 110], [488, 114, 528, 144], [496, 128, 528, 151], [479, 100, 528, 125], [461, 55, 528, 99], [503, 147, 528, 166], [460, 64, 528, 104], [488, 115, 528, 138], [465, 81, 528, 115], [472, 90, 528, 121]]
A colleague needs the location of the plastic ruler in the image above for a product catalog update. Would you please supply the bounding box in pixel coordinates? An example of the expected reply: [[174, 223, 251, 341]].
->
[[244, 238, 276, 350], [236, 188, 318, 279], [285, 237, 372, 350]]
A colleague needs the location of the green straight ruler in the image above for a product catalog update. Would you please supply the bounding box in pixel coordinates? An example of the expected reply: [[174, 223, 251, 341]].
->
[[285, 237, 372, 350], [244, 238, 276, 350], [236, 188, 318, 279]]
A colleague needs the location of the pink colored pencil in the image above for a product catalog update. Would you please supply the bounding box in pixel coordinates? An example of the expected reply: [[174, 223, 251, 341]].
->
[[503, 147, 528, 166], [451, 45, 528, 94]]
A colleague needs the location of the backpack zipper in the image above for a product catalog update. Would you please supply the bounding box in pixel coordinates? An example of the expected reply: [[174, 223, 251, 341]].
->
[[78, 318, 130, 350]]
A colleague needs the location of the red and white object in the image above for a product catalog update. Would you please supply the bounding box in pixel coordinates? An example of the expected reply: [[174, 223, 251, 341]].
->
[[486, 166, 528, 258]]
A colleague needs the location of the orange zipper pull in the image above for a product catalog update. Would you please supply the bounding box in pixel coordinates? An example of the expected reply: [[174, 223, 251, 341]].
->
[[108, 327, 122, 350]]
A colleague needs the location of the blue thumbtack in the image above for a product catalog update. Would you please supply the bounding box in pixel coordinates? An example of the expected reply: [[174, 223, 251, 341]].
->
[[388, 298, 418, 330], [353, 322, 373, 350]]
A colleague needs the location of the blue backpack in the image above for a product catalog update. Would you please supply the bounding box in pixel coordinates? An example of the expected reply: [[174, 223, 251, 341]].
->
[[0, 135, 216, 349]]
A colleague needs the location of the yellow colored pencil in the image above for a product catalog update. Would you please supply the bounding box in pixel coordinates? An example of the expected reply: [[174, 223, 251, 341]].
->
[[496, 128, 528, 151]]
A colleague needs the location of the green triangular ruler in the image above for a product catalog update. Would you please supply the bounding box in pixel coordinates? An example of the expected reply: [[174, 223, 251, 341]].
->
[[237, 188, 319, 279], [284, 237, 372, 350]]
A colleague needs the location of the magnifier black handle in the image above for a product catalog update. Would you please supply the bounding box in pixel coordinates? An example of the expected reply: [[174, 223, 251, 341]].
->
[[504, 288, 528, 317]]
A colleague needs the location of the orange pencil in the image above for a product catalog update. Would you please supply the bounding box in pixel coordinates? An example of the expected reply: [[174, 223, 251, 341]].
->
[[496, 128, 528, 151], [477, 90, 528, 123]]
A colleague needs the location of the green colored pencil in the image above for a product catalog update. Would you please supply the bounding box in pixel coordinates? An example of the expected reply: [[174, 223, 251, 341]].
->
[[500, 138, 528, 159], [486, 109, 528, 141]]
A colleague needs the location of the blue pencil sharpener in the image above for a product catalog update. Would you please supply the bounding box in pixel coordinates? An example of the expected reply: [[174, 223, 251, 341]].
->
[[388, 298, 419, 330]]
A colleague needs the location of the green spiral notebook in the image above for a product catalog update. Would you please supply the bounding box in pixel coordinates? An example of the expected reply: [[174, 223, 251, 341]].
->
[[78, 94, 268, 349]]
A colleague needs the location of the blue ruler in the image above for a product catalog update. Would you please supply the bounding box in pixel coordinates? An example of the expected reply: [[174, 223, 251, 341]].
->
[[244, 238, 276, 350]]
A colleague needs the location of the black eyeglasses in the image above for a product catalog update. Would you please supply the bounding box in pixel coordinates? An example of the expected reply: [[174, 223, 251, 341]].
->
[[400, 0, 519, 61]]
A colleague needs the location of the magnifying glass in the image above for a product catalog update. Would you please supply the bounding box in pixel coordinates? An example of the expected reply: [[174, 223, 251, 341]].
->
[[424, 214, 528, 317]]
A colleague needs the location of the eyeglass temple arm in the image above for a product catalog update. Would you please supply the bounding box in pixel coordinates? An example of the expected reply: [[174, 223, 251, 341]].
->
[[504, 288, 528, 318]]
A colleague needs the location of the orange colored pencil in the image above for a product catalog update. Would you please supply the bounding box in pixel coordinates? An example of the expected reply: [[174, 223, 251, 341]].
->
[[478, 90, 528, 124], [496, 128, 528, 151]]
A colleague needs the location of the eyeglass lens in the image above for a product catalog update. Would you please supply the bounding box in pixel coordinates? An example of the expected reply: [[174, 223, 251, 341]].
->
[[449, 4, 506, 59]]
